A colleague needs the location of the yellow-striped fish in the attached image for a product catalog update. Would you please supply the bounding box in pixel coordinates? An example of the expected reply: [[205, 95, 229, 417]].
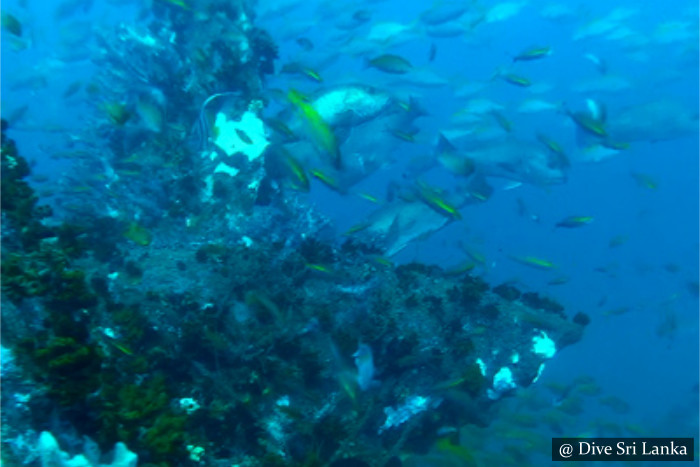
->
[[416, 181, 462, 220], [509, 255, 556, 270], [311, 169, 343, 193], [288, 89, 340, 169]]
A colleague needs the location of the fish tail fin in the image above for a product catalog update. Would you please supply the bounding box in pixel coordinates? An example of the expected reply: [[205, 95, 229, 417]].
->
[[436, 132, 457, 153]]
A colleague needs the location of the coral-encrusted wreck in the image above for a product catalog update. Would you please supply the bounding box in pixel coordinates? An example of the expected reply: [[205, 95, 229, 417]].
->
[[2, 119, 586, 466]]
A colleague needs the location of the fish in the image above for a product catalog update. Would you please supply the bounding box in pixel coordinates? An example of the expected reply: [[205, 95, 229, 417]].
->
[[382, 68, 449, 90], [548, 276, 570, 286], [486, 2, 526, 23], [490, 111, 512, 132], [429, 43, 437, 62], [583, 53, 608, 74], [355, 201, 452, 256], [464, 173, 493, 202], [135, 98, 163, 133], [344, 222, 372, 235], [263, 117, 298, 142], [281, 85, 425, 193], [571, 98, 697, 163], [235, 129, 253, 144], [608, 235, 628, 248], [62, 81, 83, 99], [371, 255, 394, 268], [123, 223, 152, 246], [307, 84, 398, 128], [573, 75, 631, 94], [357, 192, 380, 203], [600, 140, 629, 150], [425, 21, 470, 38], [457, 98, 505, 116], [568, 109, 607, 137], [301, 67, 323, 83], [353, 343, 376, 390], [443, 261, 476, 276], [364, 21, 417, 45], [416, 180, 462, 220], [500, 73, 532, 87], [287, 89, 340, 169], [305, 263, 333, 274], [245, 291, 284, 323], [387, 127, 417, 143], [536, 133, 570, 168], [2, 12, 23, 36], [509, 255, 557, 270], [159, 0, 190, 10], [435, 133, 568, 186], [103, 102, 131, 126], [605, 99, 698, 143], [436, 135, 476, 177], [295, 37, 314, 51], [310, 168, 343, 193], [459, 243, 487, 269], [572, 7, 638, 41], [513, 46, 552, 62], [10, 72, 49, 91], [263, 144, 310, 192], [334, 9, 372, 30], [281, 155, 310, 192], [420, 3, 467, 25], [599, 395, 631, 414], [517, 98, 563, 114], [630, 172, 658, 189], [106, 339, 134, 356], [555, 216, 594, 228], [366, 54, 414, 74], [280, 62, 323, 82]]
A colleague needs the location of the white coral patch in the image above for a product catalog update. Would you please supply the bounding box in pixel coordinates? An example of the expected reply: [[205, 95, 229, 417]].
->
[[487, 366, 517, 400], [532, 331, 556, 358], [213, 111, 269, 161]]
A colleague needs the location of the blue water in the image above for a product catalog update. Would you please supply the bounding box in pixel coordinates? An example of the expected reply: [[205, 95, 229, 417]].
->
[[2, 0, 698, 464]]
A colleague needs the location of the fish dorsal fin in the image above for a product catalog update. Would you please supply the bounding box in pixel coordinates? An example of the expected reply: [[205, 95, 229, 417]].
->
[[437, 132, 457, 153]]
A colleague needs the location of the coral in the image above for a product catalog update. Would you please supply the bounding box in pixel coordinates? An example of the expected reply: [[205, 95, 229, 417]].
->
[[54, 224, 90, 259], [38, 431, 137, 467], [1, 252, 52, 300], [1, 121, 53, 250], [299, 237, 335, 265], [456, 275, 489, 308], [573, 312, 591, 326], [458, 363, 487, 397], [96, 374, 187, 464], [18, 336, 103, 407], [249, 27, 278, 75], [194, 243, 230, 264], [212, 109, 269, 161], [492, 283, 521, 301], [395, 263, 441, 290], [44, 269, 99, 333], [520, 292, 565, 316]]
